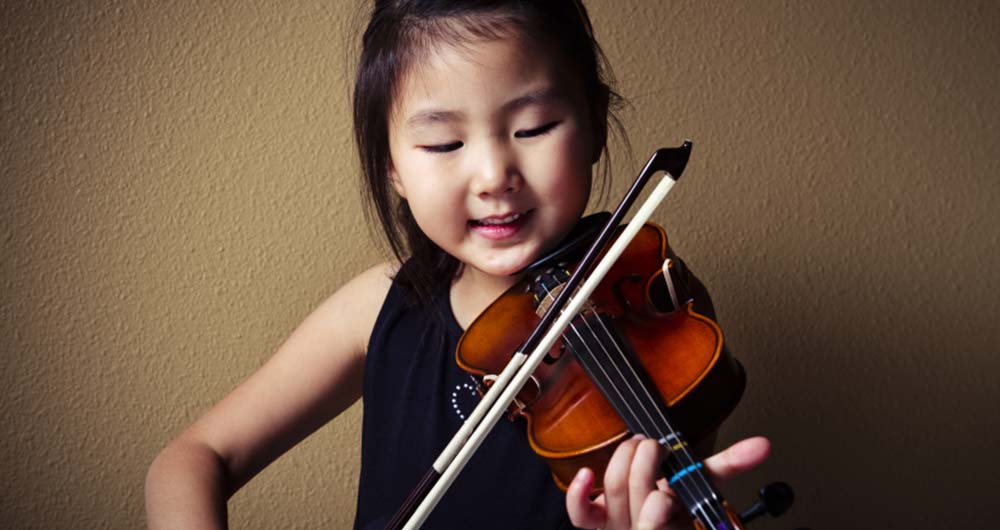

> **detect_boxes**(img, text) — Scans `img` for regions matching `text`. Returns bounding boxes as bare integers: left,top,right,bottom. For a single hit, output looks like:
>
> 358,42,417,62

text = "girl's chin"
465,253,537,281
469,263,527,280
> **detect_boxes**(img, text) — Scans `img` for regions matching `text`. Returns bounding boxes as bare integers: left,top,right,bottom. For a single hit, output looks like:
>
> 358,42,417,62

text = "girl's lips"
469,210,532,240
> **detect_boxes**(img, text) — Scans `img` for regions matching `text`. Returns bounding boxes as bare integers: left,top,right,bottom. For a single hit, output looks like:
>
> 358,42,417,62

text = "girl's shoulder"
312,261,399,353
340,261,398,301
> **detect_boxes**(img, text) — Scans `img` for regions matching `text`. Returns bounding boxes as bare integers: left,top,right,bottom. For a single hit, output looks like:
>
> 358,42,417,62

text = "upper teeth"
479,213,521,225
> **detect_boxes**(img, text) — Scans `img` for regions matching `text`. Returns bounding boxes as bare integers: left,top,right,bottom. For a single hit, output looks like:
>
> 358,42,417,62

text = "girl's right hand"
565,435,771,530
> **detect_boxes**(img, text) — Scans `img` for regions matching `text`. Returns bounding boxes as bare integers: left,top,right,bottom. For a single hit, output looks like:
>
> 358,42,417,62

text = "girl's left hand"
565,435,771,530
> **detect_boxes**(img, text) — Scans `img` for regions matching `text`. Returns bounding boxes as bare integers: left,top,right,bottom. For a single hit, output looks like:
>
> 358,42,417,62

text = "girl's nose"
470,141,522,198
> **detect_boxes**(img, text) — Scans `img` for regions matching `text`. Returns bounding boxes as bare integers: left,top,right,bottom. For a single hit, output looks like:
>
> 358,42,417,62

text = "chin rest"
519,212,613,274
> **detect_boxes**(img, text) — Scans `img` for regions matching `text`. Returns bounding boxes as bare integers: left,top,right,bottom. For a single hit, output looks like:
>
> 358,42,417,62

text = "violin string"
540,280,709,520
540,283,652,434
586,309,730,526
564,316,711,525
573,317,656,428
540,281,659,439
559,311,717,524
559,314,714,519
539,279,728,527
564,318,654,431
578,312,726,527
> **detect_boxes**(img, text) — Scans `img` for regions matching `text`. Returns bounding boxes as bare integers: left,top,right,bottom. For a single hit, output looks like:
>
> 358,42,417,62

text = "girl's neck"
449,266,522,330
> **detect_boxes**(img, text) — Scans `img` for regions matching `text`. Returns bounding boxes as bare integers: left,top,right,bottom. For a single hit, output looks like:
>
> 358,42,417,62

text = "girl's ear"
388,162,407,198
590,84,610,164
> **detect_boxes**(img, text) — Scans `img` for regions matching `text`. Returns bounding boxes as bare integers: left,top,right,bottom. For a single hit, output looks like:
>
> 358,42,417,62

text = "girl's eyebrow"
501,87,565,114
404,87,566,131
405,109,462,130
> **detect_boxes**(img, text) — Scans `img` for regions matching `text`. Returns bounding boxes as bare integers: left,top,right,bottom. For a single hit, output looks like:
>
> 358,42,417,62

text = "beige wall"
2,1,997,528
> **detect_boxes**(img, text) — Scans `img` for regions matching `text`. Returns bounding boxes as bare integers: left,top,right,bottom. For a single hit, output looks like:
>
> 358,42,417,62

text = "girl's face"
388,31,598,284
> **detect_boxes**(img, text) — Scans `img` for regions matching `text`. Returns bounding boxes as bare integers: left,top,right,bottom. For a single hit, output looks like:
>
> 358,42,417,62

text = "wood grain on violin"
457,222,745,491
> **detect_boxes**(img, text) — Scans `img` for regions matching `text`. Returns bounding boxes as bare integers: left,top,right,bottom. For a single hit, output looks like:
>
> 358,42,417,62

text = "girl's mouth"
469,210,532,240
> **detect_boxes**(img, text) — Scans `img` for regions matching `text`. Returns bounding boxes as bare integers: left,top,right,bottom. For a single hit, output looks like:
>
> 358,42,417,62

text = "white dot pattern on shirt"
450,382,478,421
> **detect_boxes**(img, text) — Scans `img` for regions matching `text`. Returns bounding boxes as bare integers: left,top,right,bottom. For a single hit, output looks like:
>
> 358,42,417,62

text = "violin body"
457,222,745,491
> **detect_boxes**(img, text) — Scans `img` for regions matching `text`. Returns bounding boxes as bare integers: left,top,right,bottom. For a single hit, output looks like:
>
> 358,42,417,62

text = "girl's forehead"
391,34,581,119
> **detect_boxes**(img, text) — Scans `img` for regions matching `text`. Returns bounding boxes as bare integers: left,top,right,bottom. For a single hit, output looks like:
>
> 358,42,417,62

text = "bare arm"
145,263,395,529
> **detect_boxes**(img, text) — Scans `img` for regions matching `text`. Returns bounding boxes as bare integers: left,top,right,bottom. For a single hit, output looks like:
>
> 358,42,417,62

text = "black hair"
353,0,625,303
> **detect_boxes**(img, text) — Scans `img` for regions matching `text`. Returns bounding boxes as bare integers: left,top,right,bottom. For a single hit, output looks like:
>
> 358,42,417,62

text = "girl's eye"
514,121,560,139
421,141,463,154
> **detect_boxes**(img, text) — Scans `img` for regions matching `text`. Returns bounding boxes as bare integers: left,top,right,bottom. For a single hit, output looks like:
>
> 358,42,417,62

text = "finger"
702,436,771,483
603,436,641,529
635,489,681,530
565,467,607,529
628,438,661,524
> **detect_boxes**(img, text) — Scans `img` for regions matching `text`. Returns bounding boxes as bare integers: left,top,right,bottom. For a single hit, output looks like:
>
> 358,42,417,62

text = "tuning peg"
738,481,795,524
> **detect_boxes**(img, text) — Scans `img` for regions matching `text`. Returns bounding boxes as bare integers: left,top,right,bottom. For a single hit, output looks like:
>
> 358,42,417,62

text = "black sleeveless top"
353,272,576,530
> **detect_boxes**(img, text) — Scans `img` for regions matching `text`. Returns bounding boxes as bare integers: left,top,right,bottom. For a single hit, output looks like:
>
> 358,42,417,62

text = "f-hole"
611,274,644,314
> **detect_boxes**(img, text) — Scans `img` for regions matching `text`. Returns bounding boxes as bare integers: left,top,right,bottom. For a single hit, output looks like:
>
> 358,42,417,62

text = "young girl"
145,1,770,529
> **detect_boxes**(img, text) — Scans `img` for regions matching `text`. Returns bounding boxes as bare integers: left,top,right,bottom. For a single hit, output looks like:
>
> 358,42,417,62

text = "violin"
386,141,796,530
457,216,745,493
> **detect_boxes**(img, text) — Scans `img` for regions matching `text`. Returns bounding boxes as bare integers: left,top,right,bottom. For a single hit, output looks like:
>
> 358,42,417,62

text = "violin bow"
385,141,693,530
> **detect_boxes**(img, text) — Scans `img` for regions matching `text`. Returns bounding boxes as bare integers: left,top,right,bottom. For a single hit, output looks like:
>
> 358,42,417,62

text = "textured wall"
2,1,997,529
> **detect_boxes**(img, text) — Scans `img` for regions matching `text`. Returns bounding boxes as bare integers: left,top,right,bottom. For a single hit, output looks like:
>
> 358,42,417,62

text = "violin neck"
564,312,741,530
659,436,740,530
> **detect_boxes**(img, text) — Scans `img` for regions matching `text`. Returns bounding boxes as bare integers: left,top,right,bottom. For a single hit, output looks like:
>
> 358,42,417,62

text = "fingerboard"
563,312,736,530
